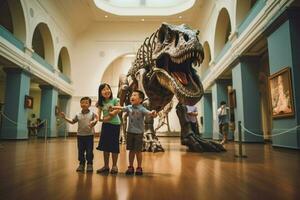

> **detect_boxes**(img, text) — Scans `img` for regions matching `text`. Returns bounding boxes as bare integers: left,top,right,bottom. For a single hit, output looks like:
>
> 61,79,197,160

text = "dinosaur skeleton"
118,23,225,152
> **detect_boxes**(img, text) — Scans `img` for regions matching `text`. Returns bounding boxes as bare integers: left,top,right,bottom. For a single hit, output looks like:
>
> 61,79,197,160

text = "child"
112,90,157,176
60,97,98,172
96,83,121,174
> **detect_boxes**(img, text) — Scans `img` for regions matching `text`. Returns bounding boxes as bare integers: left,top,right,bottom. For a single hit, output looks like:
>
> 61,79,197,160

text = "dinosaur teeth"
193,60,197,66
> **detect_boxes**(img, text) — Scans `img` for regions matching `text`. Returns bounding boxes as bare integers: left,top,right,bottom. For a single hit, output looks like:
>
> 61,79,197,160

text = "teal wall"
267,11,300,149
200,93,213,138
232,57,263,142
39,86,58,138
0,25,24,51
1,69,30,139
57,95,71,137
212,80,231,140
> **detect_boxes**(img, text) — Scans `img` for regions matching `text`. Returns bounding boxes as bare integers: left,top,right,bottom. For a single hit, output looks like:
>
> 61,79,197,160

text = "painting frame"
24,95,33,109
55,106,59,116
268,67,294,119
228,89,236,108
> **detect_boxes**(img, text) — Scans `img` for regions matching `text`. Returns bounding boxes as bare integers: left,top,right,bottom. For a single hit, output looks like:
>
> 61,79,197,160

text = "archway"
199,41,211,79
236,0,258,26
58,47,71,79
101,53,135,95
214,8,231,59
32,23,54,66
0,0,26,44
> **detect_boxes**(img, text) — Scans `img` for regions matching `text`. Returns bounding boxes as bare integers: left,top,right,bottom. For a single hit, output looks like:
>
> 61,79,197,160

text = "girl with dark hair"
96,83,121,174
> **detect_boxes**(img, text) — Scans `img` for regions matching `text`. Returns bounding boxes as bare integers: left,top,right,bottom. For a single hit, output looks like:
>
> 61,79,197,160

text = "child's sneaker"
76,164,85,172
96,167,110,174
135,167,143,176
86,164,93,172
110,166,118,174
125,166,134,175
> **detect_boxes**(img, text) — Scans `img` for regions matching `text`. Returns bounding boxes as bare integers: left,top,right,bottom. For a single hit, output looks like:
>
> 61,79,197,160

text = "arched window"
0,0,13,33
57,47,71,77
32,23,54,66
214,8,231,59
0,0,26,44
199,41,211,78
236,0,258,26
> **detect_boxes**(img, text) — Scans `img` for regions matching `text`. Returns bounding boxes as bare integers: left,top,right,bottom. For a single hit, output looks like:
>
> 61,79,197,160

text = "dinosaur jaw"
153,67,203,105
153,52,203,105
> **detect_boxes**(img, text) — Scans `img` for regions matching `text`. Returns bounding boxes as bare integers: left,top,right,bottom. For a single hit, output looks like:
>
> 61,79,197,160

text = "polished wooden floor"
0,137,299,200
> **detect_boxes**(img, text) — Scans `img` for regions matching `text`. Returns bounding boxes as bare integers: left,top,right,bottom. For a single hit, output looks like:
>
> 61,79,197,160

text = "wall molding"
0,37,73,95
202,0,294,90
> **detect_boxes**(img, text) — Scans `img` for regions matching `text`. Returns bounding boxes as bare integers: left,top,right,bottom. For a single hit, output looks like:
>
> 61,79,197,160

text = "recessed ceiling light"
105,15,108,18
178,16,182,19
141,18,145,21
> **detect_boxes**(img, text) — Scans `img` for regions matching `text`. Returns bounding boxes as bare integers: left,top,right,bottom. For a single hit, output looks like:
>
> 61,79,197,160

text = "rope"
0,111,57,129
56,120,67,128
240,123,300,137
0,111,30,126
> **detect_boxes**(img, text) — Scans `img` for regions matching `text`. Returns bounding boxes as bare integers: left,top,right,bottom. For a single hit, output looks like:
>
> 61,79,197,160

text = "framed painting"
24,95,33,109
268,67,294,118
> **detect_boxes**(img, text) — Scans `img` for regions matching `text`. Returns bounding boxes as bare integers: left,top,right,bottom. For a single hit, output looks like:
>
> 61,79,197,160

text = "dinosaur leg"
144,115,164,152
119,112,127,144
176,103,226,152
143,100,164,152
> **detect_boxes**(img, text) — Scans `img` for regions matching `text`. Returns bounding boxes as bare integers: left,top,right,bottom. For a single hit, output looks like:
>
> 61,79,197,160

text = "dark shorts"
126,132,143,152
219,123,229,135
97,123,120,153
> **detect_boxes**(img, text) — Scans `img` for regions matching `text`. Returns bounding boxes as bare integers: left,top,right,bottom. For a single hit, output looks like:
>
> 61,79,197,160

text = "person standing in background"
217,101,229,145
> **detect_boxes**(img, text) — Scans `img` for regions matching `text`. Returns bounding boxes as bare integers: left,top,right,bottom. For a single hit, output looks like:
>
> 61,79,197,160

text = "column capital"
58,94,72,99
265,7,300,37
3,67,23,74
3,67,31,76
39,85,57,91
237,55,260,63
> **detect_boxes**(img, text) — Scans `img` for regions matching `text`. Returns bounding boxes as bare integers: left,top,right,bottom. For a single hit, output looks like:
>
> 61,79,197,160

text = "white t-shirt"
73,110,96,136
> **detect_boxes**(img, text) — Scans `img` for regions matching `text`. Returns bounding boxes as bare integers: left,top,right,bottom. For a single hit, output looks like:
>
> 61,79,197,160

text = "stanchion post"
0,103,4,136
64,123,67,140
235,121,247,158
44,120,48,142
238,121,242,156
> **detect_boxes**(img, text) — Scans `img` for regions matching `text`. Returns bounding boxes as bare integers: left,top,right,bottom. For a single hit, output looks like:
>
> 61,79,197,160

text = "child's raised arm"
98,105,123,122
111,105,124,110
148,110,158,118
60,112,77,124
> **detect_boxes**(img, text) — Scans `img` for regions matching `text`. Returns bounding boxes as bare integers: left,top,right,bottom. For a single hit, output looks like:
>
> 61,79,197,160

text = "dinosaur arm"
98,108,112,122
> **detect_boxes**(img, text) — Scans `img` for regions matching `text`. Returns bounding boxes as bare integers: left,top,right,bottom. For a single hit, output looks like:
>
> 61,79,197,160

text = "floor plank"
0,138,299,200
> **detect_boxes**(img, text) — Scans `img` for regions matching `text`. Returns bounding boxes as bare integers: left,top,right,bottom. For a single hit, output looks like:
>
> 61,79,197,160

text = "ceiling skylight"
93,0,196,16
